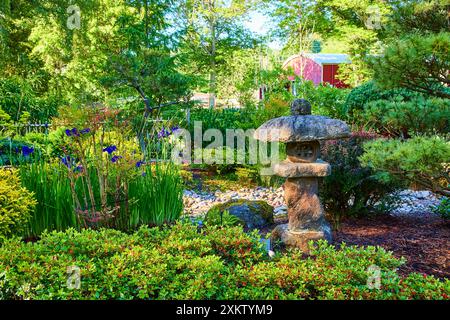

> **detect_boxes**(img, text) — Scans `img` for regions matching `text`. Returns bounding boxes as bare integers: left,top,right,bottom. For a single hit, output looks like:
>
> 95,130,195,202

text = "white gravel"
390,190,441,217
183,187,441,218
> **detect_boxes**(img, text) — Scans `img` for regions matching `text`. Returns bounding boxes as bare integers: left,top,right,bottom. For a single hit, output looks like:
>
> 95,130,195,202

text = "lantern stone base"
271,223,332,252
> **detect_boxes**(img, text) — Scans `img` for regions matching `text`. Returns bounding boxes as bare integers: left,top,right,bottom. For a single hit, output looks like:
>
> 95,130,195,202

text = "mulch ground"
333,214,450,279
267,214,449,279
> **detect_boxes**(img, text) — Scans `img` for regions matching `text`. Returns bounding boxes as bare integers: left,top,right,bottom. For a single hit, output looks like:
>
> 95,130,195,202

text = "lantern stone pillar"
254,99,350,251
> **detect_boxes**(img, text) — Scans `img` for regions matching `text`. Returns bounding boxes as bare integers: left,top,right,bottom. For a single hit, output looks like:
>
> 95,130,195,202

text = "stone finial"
291,99,312,116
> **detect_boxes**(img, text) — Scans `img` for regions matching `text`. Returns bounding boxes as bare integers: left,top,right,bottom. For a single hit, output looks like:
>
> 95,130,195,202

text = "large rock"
253,115,351,143
206,199,274,229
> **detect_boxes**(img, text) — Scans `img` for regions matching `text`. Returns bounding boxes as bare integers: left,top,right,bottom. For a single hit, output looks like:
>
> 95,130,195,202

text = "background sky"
244,10,282,49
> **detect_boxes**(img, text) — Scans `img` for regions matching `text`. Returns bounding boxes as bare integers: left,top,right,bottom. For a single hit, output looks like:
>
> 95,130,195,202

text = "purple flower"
61,156,73,168
103,145,117,154
65,128,80,137
158,128,170,139
141,172,147,177
80,128,91,134
171,126,179,132
111,155,122,163
73,165,83,173
136,160,145,168
21,146,34,157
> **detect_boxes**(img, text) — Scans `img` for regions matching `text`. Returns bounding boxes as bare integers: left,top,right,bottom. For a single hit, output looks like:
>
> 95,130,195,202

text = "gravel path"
183,187,442,218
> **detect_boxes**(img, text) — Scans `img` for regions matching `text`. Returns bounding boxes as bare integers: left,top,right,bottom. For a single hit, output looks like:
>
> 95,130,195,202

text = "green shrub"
345,81,420,123
295,80,349,120
360,136,450,197
0,169,37,241
0,76,59,123
0,224,448,300
433,197,450,219
362,96,449,137
204,208,243,227
320,132,403,228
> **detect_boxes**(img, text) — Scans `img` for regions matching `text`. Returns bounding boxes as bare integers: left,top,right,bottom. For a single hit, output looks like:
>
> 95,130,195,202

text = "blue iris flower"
80,128,91,134
65,128,80,137
21,146,34,157
111,155,122,163
158,128,170,139
136,160,145,168
61,156,73,168
103,145,117,154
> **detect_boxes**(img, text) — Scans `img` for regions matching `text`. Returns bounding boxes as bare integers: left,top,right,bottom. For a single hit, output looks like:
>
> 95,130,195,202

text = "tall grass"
19,161,78,237
126,162,184,228
18,158,184,237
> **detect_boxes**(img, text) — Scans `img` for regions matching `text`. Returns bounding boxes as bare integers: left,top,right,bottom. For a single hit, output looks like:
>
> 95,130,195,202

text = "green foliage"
362,96,450,137
18,161,78,237
127,163,184,227
0,77,59,123
295,80,349,120
320,132,403,228
345,81,420,124
386,0,450,37
0,169,37,241
179,0,256,107
370,32,450,99
360,136,450,197
0,139,38,166
433,197,450,220
0,224,448,300
18,159,183,237
205,208,243,227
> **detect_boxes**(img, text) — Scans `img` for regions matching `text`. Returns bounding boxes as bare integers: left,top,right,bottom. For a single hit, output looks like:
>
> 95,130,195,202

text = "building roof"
283,53,351,67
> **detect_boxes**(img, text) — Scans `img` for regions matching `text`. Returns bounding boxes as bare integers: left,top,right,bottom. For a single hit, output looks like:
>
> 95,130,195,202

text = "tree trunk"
209,13,216,109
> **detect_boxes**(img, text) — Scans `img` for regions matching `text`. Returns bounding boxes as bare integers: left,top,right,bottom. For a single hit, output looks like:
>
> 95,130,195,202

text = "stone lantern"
254,99,350,251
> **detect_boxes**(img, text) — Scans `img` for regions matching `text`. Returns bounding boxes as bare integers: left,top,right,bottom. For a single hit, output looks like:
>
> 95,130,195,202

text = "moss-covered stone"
206,199,274,229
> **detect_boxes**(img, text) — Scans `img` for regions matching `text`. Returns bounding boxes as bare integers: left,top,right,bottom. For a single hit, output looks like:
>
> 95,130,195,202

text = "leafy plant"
344,81,420,125
205,208,243,227
360,136,450,197
0,169,37,241
320,132,403,228
0,223,448,300
362,96,450,137
294,80,349,120
18,161,78,237
432,197,450,219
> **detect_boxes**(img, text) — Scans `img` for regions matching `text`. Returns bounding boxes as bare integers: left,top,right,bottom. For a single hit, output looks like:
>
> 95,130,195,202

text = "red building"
282,53,350,88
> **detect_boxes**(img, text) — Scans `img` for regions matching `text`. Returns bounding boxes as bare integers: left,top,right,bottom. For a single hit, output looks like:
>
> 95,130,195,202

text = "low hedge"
0,223,448,300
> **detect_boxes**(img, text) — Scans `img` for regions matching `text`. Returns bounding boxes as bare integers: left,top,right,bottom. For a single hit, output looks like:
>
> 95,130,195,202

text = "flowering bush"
0,223,448,300
17,105,183,235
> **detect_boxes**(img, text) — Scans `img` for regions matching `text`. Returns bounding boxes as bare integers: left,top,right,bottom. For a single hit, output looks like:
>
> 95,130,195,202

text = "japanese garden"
0,0,449,302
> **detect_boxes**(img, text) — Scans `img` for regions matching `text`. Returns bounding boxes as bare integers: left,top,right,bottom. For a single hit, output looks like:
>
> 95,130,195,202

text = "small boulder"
205,199,274,229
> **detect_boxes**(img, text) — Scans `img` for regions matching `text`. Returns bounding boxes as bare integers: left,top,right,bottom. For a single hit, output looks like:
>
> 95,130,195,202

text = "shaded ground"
333,214,449,279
